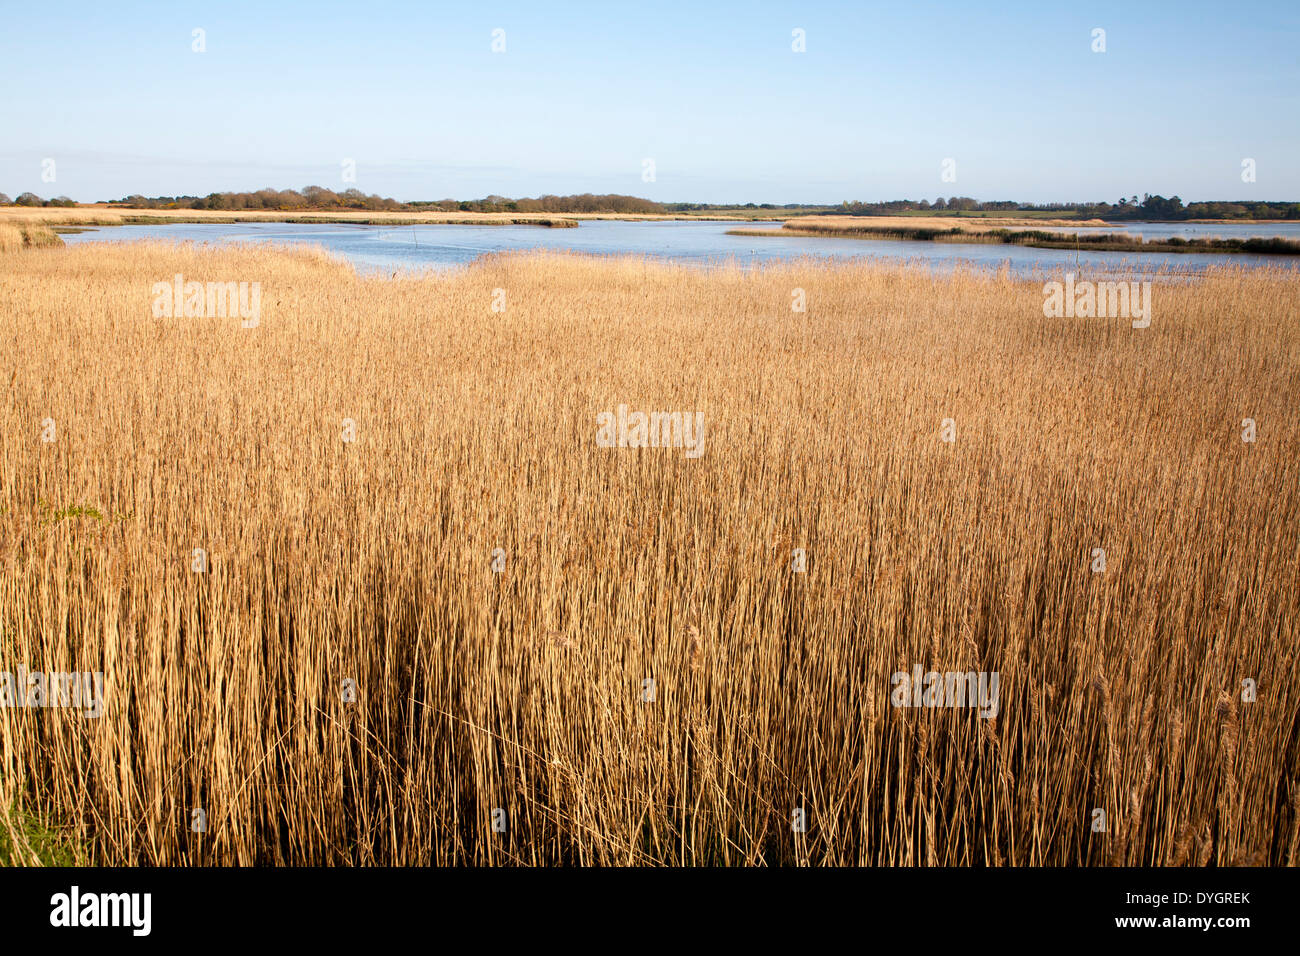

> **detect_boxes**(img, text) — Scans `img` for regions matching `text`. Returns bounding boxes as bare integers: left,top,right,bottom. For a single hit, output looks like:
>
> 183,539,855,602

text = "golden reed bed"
1,239,1297,865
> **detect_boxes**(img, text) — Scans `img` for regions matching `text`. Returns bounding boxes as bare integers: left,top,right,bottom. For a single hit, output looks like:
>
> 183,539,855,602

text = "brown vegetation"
732,216,1300,255
1,239,1297,865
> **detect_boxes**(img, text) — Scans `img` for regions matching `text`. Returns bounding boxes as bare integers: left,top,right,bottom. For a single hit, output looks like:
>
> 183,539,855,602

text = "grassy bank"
108,214,579,228
732,217,1300,255
2,240,1298,865
0,221,63,250
0,205,777,230
10,210,581,229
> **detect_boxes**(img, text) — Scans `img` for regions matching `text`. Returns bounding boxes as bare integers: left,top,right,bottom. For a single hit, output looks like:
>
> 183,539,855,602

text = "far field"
0,205,783,231
732,216,1300,255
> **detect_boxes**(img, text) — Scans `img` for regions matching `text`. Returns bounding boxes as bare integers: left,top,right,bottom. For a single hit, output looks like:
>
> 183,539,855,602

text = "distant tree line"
0,188,670,214
3,189,1297,220
662,202,837,213
108,187,407,211
839,194,1300,220
0,192,76,207
413,193,665,214
0,188,665,215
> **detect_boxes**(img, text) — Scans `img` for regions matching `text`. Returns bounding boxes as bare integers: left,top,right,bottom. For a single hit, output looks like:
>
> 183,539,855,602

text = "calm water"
60,219,1300,277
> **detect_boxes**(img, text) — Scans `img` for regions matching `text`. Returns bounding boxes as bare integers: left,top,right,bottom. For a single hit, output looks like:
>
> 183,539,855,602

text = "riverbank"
0,220,62,250
731,216,1300,255
0,204,784,231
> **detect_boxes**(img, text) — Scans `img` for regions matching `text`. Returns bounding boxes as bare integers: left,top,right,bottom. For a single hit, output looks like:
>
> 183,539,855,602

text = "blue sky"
1,0,1296,203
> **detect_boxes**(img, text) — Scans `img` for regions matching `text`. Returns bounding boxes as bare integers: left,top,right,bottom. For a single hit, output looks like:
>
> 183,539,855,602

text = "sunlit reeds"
1,239,1297,865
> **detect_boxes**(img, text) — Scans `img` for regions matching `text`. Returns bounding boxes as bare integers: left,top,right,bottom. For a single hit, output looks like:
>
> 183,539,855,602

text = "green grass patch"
0,803,81,866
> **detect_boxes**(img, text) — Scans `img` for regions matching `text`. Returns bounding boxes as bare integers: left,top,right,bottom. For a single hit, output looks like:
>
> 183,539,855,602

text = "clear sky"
1,0,1296,204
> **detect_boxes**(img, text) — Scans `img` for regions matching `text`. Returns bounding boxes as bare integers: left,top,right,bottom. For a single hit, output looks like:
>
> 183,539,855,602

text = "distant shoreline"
730,217,1300,256
6,203,1299,232
0,205,783,230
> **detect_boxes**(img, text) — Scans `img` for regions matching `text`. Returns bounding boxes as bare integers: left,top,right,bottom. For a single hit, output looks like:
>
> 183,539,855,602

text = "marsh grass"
733,217,1300,255
0,221,62,251
0,206,723,230
0,798,81,866
1,240,1297,865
